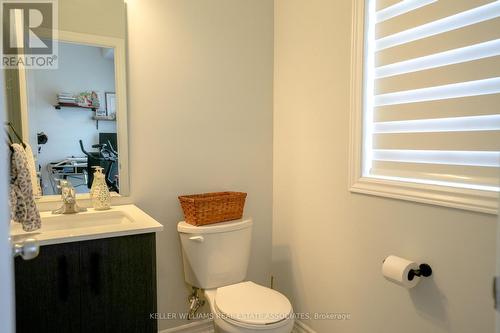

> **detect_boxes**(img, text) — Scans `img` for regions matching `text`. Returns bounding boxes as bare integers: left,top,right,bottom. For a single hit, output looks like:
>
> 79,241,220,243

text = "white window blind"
363,0,500,192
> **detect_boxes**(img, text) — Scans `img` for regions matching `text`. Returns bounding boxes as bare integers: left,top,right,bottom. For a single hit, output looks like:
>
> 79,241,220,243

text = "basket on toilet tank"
178,191,247,226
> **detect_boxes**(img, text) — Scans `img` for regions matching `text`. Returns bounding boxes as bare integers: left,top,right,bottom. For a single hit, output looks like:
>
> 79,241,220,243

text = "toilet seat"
214,281,293,329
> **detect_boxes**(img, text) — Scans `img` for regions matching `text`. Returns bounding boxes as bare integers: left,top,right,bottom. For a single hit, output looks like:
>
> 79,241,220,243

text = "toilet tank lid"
177,218,252,234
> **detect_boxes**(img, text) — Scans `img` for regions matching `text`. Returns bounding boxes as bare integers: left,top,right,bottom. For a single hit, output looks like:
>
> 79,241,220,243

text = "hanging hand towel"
9,143,41,232
24,143,42,197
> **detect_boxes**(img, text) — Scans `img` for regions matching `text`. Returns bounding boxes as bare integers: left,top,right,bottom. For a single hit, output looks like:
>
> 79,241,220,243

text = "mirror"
3,0,129,199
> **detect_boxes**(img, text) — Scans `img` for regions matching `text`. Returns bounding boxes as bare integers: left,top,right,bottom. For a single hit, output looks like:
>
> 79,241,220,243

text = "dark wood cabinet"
15,233,157,333
14,241,81,333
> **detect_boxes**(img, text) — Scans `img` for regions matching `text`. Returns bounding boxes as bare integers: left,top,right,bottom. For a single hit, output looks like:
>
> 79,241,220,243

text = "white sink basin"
10,204,163,246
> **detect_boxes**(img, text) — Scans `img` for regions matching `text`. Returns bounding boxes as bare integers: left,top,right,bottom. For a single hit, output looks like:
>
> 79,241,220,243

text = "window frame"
348,0,499,214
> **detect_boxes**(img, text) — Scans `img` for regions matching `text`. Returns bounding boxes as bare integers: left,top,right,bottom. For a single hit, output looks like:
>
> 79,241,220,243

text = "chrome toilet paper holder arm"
408,263,432,281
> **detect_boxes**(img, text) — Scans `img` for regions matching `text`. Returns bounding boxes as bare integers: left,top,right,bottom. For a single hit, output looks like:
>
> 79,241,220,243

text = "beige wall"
59,0,125,38
273,1,497,332
126,0,274,330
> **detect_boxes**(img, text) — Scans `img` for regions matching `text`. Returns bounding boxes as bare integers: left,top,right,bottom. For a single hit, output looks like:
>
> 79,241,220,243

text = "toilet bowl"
177,219,294,333
205,282,294,333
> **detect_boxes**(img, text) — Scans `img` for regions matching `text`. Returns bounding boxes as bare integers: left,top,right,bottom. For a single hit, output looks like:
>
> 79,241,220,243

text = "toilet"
178,218,294,333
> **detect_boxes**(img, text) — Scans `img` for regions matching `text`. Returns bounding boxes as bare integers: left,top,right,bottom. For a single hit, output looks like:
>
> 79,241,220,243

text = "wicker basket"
178,192,247,226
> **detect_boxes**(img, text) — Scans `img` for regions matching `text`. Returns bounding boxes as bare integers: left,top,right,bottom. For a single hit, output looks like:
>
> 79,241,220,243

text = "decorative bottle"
90,166,111,210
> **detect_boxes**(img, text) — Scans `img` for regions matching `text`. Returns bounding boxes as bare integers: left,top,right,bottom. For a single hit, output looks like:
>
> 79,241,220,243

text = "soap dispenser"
90,166,111,210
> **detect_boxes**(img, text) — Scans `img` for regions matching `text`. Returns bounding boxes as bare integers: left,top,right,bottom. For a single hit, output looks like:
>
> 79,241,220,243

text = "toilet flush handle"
189,236,204,243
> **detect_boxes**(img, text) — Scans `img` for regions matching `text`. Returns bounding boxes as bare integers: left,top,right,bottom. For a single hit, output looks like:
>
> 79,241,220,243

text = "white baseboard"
159,319,316,333
293,320,317,333
159,319,214,333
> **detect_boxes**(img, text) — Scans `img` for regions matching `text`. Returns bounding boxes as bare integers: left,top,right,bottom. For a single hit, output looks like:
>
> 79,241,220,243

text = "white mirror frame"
17,30,129,201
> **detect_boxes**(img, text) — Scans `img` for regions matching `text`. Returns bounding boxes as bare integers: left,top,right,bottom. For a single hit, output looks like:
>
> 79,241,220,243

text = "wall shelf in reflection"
92,115,116,121
54,103,97,112
92,115,116,130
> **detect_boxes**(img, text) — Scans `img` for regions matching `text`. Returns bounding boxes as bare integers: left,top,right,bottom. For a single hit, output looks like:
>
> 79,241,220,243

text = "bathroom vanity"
11,205,163,333
2,2,161,331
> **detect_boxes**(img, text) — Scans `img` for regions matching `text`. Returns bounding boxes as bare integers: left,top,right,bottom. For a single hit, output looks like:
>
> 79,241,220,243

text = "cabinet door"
15,242,81,333
80,233,157,333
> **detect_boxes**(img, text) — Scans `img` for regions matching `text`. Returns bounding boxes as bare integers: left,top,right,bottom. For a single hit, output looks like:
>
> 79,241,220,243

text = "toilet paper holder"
408,263,432,281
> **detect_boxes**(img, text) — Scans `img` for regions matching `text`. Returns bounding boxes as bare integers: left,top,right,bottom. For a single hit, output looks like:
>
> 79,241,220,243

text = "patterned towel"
9,143,41,232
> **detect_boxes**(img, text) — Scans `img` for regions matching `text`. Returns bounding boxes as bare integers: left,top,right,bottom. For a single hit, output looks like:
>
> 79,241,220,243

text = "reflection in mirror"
4,0,128,200
27,42,118,195
5,34,128,199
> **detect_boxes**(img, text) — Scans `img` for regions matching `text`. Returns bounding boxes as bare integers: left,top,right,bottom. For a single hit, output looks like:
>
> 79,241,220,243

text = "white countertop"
10,204,163,246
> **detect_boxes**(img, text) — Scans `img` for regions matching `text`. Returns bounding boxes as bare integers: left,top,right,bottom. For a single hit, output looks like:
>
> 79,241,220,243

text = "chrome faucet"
52,180,86,214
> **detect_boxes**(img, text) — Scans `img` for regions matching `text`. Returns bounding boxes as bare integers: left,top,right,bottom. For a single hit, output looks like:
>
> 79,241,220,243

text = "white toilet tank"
178,218,252,289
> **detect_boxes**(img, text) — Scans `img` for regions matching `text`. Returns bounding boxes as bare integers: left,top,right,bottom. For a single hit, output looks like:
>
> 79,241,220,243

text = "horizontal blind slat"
371,160,499,189
374,77,500,106
375,56,500,94
376,0,437,24
374,131,500,151
374,115,500,133
375,1,500,51
377,0,402,12
372,149,500,167
374,94,500,122
376,19,500,66
376,39,500,79
376,0,494,38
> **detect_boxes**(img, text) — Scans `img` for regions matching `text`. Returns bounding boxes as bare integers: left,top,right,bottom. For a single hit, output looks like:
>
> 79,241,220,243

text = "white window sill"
350,176,498,215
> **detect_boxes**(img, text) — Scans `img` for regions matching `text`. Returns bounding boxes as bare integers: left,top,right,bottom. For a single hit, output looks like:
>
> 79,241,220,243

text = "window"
349,0,500,214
